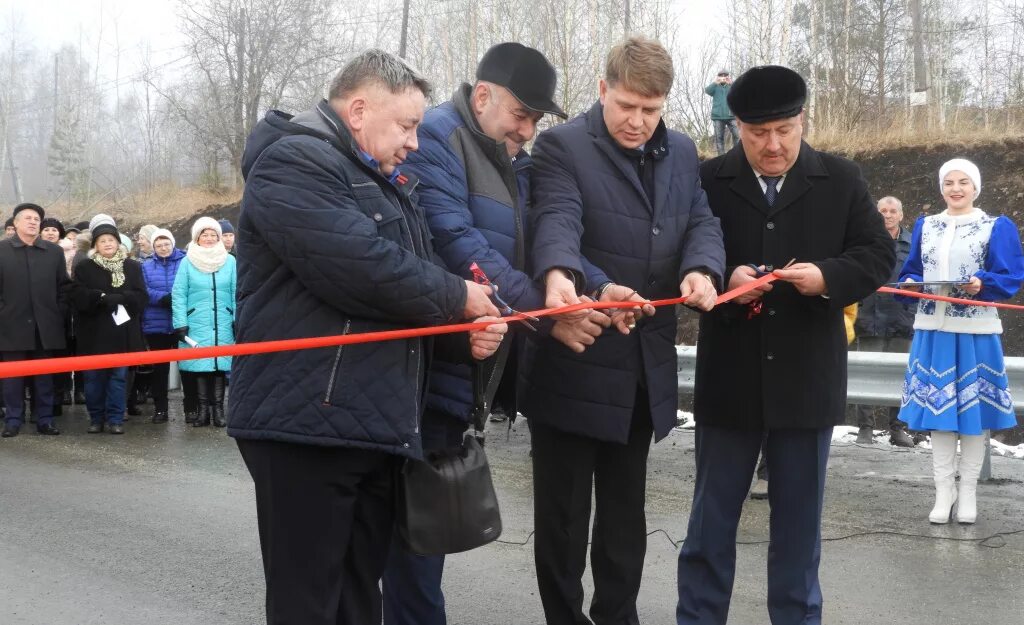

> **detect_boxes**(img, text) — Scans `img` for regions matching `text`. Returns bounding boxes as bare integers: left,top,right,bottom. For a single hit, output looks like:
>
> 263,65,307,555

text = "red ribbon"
1,273,1018,379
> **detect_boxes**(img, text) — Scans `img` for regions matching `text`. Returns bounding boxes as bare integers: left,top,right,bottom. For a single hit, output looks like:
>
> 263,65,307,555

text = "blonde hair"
605,37,675,97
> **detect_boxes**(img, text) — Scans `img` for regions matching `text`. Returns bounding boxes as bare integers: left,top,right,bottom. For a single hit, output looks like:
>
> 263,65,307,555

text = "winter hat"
4,217,13,229
89,213,116,233
120,233,133,252
73,221,89,231
939,158,981,200
91,223,120,249
218,219,234,235
727,65,807,123
149,227,176,249
138,224,158,243
191,216,222,243
40,217,66,239
13,202,44,220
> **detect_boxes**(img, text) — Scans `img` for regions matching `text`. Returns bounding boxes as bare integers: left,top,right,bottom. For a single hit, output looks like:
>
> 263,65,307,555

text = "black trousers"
532,389,653,625
145,334,177,412
180,371,198,414
237,438,400,625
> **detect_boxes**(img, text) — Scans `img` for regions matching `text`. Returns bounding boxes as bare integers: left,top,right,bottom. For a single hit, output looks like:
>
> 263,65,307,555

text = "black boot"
192,376,211,427
212,376,227,428
61,390,72,405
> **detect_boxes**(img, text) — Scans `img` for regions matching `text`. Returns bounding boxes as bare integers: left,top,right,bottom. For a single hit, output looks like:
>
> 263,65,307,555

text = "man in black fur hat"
675,66,894,625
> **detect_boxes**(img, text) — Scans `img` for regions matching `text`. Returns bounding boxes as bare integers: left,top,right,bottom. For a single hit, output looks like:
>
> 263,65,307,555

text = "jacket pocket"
322,319,352,406
186,307,196,316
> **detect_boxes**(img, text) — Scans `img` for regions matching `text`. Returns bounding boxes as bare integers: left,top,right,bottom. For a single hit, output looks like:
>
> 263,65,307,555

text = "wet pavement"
1,395,1022,625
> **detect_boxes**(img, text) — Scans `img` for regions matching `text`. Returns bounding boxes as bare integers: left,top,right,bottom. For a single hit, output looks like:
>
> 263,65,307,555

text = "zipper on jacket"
323,319,352,405
211,271,219,371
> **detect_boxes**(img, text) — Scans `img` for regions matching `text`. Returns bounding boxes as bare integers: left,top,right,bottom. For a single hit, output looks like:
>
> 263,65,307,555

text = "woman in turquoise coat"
172,216,237,427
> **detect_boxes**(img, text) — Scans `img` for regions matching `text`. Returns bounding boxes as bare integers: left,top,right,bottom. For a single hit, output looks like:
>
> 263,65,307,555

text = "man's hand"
680,272,717,312
962,276,983,296
773,263,827,297
545,268,590,322
464,281,501,319
551,306,611,353
600,284,654,334
728,265,774,304
469,316,508,361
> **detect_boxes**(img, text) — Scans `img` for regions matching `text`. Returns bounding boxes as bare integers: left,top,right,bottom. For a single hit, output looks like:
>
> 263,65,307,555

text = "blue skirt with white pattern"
899,330,1018,434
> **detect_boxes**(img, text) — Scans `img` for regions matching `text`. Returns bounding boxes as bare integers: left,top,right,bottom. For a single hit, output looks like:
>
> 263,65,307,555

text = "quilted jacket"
227,100,468,459
172,253,236,372
141,248,185,335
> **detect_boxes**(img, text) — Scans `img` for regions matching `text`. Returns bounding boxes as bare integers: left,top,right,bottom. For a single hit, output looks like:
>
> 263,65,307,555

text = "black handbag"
396,431,502,555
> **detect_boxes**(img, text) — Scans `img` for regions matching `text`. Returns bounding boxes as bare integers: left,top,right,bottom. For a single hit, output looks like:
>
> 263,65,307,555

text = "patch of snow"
673,410,695,431
990,439,1024,459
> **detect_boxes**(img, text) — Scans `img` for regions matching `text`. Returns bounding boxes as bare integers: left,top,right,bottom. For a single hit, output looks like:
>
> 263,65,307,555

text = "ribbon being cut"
0,272,1018,380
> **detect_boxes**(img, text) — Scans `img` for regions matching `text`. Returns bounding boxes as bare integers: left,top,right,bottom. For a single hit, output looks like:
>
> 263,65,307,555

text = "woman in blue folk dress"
899,158,1024,525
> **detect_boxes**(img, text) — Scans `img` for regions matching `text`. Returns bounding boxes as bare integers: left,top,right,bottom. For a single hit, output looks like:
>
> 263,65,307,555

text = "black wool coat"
694,142,895,430
70,256,148,356
0,237,69,351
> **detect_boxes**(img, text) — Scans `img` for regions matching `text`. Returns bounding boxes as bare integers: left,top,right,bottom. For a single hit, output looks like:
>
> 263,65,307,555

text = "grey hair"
328,49,432,100
877,195,903,213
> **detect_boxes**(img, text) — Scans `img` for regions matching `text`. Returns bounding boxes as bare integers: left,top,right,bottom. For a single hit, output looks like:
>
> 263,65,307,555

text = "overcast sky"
3,0,721,87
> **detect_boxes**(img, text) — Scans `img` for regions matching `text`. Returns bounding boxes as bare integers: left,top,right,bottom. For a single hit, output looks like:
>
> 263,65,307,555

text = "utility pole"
234,7,246,187
624,0,631,35
0,101,23,204
399,0,411,58
908,0,928,129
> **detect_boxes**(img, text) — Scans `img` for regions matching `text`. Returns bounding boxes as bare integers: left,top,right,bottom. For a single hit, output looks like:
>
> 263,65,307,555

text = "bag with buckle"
396,364,503,555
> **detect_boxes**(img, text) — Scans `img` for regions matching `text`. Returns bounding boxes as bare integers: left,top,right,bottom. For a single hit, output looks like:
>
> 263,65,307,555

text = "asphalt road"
1,395,1022,625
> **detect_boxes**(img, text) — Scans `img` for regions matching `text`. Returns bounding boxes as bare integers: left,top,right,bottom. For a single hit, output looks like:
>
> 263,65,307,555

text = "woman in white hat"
898,158,1024,524
172,216,237,428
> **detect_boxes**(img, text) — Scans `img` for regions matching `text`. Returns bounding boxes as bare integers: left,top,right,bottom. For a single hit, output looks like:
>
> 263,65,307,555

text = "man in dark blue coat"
525,37,725,625
229,50,504,625
676,66,894,625
381,42,608,625
852,195,917,446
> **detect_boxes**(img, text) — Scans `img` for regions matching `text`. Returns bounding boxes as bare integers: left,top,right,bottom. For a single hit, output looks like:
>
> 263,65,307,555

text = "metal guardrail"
677,346,1024,479
677,346,1024,416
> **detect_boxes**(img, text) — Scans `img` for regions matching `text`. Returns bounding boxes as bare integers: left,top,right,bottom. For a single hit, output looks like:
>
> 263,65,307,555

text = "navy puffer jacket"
227,101,468,459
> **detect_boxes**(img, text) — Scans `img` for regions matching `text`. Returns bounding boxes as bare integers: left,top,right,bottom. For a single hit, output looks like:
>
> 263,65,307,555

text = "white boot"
956,432,987,524
929,431,959,524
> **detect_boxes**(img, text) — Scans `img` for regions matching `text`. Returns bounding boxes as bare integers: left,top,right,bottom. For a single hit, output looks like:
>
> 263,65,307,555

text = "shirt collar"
357,149,401,184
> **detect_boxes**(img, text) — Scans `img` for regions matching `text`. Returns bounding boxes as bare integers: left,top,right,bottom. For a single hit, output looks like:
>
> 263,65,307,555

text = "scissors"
744,258,795,319
469,262,539,331
745,258,797,277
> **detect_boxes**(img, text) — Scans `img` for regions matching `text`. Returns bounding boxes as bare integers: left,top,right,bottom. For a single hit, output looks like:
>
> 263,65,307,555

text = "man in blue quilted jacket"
381,42,610,625
230,50,505,625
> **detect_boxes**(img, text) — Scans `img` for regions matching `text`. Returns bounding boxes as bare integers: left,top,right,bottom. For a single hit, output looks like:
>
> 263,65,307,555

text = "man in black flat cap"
0,203,70,437
675,66,894,625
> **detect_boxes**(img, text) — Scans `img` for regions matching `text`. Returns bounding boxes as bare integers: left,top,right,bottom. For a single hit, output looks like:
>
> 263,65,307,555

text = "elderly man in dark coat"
0,203,70,437
525,37,725,625
675,66,895,625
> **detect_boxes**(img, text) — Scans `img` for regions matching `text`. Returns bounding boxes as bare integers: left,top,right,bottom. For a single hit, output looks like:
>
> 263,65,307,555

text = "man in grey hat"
380,41,610,625
705,70,738,155
676,65,894,625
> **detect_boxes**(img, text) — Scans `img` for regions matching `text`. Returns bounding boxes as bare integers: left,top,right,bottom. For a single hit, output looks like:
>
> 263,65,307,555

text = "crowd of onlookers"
0,205,237,437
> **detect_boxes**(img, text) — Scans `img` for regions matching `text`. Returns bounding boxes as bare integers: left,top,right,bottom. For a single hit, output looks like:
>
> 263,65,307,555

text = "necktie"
763,176,781,207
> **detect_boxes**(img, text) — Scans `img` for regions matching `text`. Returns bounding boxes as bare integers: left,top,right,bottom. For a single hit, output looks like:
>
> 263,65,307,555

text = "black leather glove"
158,294,172,308
174,327,189,343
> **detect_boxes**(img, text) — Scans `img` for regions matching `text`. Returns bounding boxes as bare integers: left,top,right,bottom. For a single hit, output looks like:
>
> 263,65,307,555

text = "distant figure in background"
70,222,148,435
898,159,1024,525
141,228,186,424
219,219,236,255
705,69,739,156
0,203,69,438
172,216,236,428
4,218,15,237
852,196,917,447
135,224,157,261
38,218,70,414
40,218,65,244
